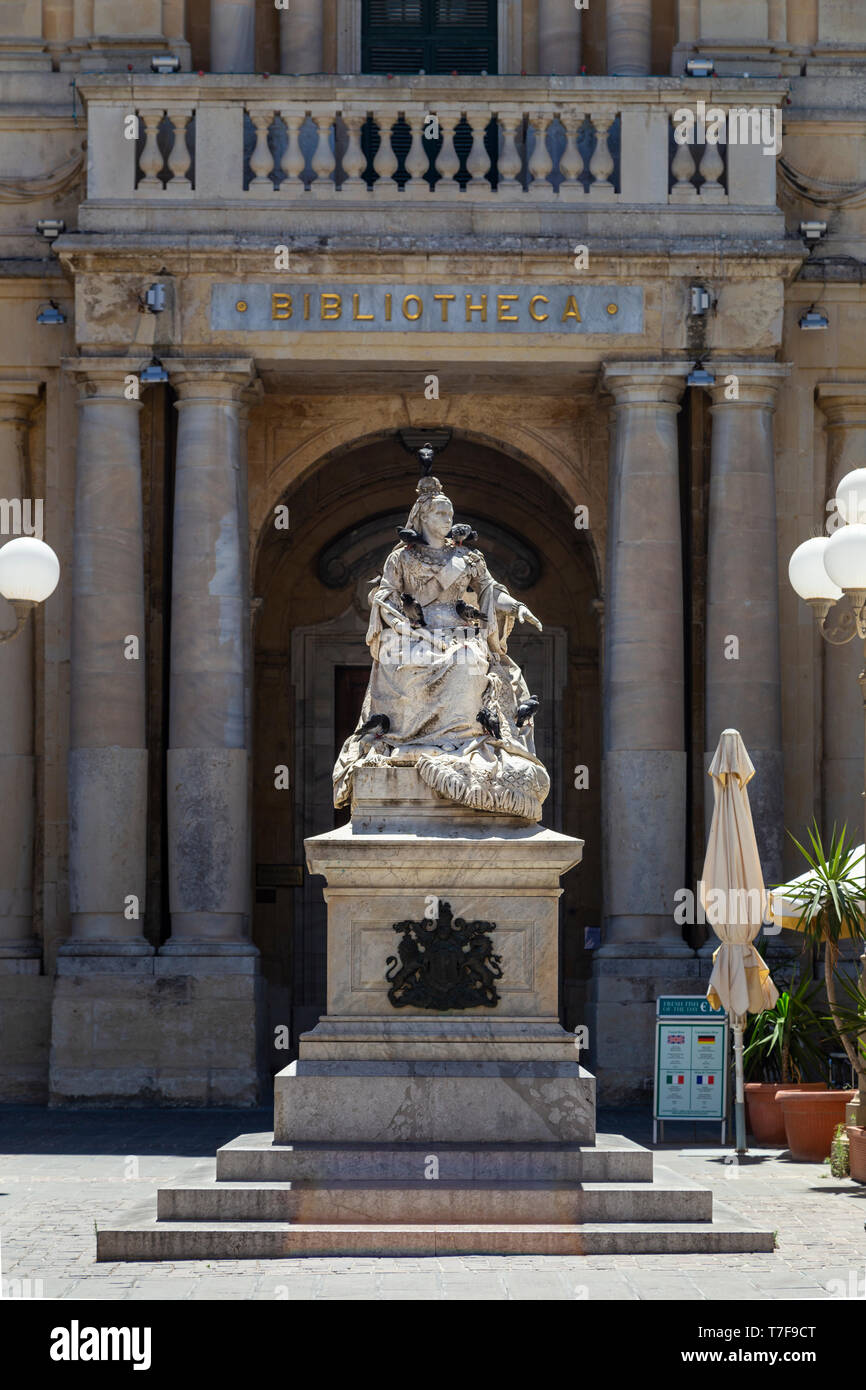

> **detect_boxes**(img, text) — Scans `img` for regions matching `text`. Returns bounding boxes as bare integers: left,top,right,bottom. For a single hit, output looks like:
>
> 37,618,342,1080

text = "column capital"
62,357,151,404
706,360,790,409
168,358,256,404
816,381,866,429
601,360,690,407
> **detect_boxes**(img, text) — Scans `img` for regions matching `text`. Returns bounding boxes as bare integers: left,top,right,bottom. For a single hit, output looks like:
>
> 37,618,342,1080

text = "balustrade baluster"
137,108,164,191
310,110,336,196
697,140,725,201
404,108,430,196
164,108,193,193
465,110,492,197
559,109,586,199
496,111,523,195
528,111,555,198
372,110,399,197
434,111,461,192
340,111,367,192
279,109,305,191
670,125,698,202
248,109,275,191
587,109,616,199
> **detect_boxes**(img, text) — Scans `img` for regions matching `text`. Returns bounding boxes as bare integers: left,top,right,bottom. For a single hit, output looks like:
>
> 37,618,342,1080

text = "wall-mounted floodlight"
798,306,829,330
151,55,180,73
690,285,712,316
140,358,169,383
36,300,66,324
686,362,716,387
686,58,715,77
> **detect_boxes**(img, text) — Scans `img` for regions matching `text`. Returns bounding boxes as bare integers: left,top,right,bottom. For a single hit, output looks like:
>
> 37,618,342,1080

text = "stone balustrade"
76,75,786,235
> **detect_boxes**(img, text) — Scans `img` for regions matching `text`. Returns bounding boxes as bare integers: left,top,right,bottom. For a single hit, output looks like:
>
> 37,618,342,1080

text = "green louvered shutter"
362,0,498,75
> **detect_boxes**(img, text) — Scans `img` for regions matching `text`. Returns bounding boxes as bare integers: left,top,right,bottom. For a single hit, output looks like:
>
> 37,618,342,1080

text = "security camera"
686,58,715,77
799,221,828,243
36,219,65,240
142,283,166,313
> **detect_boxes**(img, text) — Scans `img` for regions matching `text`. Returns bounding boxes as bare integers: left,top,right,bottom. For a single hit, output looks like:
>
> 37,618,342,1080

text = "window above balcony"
362,0,498,75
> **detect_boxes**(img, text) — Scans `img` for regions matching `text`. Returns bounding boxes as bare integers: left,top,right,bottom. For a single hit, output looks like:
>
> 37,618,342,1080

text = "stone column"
63,360,150,958
704,363,788,884
163,360,255,955
280,0,324,74
600,363,691,953
210,0,255,73
0,384,41,969
589,363,693,1104
817,385,866,839
606,0,652,74
538,0,582,74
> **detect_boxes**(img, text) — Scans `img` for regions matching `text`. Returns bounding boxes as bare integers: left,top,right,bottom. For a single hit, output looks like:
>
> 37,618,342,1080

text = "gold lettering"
321,293,342,320
465,293,487,322
272,292,293,321
561,295,581,323
385,292,392,322
497,293,519,323
402,293,423,321
353,292,374,322
303,292,310,321
434,293,456,323
528,295,549,323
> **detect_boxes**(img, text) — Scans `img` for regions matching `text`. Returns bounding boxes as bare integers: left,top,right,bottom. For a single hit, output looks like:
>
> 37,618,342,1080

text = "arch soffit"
252,418,605,587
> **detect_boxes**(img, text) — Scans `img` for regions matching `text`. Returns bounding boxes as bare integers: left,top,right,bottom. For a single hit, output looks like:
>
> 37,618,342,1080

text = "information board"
653,996,728,1139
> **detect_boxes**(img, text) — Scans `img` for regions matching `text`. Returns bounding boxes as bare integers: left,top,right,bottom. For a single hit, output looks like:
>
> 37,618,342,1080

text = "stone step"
156,1177,713,1225
97,1211,775,1261
214,1131,654,1184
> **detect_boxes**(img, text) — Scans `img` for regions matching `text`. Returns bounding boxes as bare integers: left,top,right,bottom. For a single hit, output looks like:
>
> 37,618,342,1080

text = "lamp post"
789,467,866,1125
0,537,60,642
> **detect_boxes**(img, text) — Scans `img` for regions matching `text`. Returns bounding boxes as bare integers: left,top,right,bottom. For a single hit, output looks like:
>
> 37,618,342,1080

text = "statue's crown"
416,474,443,499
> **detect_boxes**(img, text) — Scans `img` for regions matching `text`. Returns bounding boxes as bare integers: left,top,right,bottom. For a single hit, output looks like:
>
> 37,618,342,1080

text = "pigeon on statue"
397,526,424,545
476,708,501,741
456,599,484,627
401,594,427,628
449,523,478,548
357,713,391,749
516,695,540,728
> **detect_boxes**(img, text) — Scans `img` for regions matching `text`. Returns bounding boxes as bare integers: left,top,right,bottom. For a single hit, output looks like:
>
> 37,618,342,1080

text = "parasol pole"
731,1011,747,1155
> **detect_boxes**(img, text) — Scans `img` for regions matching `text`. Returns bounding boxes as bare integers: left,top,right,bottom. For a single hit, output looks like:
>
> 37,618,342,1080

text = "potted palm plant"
743,972,829,1144
822,969,866,1181
777,825,864,1161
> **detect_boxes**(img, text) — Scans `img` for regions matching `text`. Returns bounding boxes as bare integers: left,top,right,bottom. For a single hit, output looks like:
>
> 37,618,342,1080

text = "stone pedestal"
275,766,590,1144
98,766,774,1258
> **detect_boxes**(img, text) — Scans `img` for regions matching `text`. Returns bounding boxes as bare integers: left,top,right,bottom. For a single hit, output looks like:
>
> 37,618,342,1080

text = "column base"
0,973,51,1101
587,950,711,1105
49,950,266,1105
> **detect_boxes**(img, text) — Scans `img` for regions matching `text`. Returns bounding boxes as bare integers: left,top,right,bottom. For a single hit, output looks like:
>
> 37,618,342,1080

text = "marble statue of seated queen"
333,468,551,822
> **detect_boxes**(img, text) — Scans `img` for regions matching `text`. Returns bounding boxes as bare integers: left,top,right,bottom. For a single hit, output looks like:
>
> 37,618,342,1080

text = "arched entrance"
252,430,600,1067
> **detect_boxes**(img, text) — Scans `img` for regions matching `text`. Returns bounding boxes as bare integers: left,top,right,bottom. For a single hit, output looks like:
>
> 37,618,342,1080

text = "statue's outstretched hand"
516,604,542,632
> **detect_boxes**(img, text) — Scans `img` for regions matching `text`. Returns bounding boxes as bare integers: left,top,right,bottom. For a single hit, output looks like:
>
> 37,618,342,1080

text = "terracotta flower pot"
847,1125,866,1183
745,1082,826,1145
777,1089,857,1161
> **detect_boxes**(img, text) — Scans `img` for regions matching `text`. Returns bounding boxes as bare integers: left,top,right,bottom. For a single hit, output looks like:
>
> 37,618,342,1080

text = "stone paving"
1,1106,865,1300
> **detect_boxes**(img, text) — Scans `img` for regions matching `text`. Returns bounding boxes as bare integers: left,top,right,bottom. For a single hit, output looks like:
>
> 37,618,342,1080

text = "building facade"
1,0,864,1106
